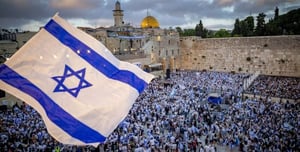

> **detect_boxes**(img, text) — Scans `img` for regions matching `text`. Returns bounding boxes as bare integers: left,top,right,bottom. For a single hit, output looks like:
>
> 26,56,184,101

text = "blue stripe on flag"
0,64,106,143
44,20,147,94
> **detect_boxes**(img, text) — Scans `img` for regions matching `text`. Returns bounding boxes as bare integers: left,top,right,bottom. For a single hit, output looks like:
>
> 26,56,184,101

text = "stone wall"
179,36,300,77
0,31,37,59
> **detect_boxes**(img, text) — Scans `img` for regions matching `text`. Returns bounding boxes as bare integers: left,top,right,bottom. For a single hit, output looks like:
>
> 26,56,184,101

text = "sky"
0,0,300,32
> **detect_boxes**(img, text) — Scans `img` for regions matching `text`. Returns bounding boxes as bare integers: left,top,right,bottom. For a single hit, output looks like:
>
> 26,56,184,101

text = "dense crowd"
245,75,300,100
0,70,299,152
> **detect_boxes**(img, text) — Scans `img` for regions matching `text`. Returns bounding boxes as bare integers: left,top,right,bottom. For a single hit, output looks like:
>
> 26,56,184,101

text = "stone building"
0,1,299,106
0,29,36,60
0,1,299,77
78,1,180,73
113,1,124,27
0,1,180,74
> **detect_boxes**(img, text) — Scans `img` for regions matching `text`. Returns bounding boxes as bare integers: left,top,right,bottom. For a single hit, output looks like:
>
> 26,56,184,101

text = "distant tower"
113,1,124,27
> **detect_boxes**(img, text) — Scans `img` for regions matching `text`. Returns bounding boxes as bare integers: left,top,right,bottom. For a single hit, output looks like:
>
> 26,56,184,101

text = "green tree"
195,20,208,38
182,29,196,36
244,16,254,36
214,29,231,38
255,13,266,36
237,16,254,36
274,6,279,21
202,28,208,38
265,19,281,35
207,30,214,38
265,7,282,35
175,27,183,36
279,8,300,35
232,7,299,36
240,20,249,36
232,18,241,36
195,20,203,36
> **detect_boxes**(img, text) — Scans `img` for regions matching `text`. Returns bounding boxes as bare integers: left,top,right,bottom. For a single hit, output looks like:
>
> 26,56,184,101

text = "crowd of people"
245,75,300,100
0,70,299,152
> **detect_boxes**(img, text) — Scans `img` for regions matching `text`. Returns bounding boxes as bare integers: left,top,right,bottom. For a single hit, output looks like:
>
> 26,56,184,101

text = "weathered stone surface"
179,36,300,77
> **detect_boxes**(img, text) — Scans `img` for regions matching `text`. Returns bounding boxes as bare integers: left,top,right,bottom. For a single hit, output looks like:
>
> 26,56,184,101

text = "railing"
243,71,260,91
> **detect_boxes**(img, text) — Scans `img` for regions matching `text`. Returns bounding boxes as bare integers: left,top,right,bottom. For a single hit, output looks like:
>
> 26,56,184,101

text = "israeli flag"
0,14,154,146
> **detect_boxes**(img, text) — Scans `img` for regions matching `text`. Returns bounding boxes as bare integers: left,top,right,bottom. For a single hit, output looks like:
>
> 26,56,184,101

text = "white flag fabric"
0,14,154,146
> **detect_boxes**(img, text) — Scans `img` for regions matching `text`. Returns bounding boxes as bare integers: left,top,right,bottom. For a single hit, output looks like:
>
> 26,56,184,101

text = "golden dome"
141,16,160,28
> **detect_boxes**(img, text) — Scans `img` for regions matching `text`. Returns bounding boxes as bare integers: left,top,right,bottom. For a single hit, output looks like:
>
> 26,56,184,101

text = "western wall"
179,35,300,77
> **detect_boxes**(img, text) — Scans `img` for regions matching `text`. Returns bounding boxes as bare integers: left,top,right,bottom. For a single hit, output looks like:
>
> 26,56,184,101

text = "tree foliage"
182,29,196,36
176,7,300,38
195,20,208,38
255,13,266,36
175,27,183,36
231,19,240,36
214,29,231,38
231,16,254,37
244,16,254,36
231,7,299,37
277,8,300,35
274,7,279,21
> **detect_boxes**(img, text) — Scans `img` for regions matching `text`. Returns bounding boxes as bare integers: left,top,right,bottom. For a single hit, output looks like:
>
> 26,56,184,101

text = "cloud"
202,17,235,30
50,0,100,9
215,0,235,6
0,0,299,31
20,20,46,31
68,18,113,28
0,0,51,19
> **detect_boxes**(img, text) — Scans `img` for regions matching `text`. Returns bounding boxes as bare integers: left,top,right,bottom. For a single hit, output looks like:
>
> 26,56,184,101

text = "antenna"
147,9,149,16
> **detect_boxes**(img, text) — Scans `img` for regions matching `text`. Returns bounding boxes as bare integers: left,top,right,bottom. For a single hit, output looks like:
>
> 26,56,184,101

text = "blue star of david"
52,65,92,97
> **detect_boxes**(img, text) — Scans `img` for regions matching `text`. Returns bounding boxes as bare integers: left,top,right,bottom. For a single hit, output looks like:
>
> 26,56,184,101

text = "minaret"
113,1,124,27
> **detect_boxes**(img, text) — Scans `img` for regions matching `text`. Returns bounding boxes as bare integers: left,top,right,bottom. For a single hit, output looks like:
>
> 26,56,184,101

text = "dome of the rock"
141,16,160,28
